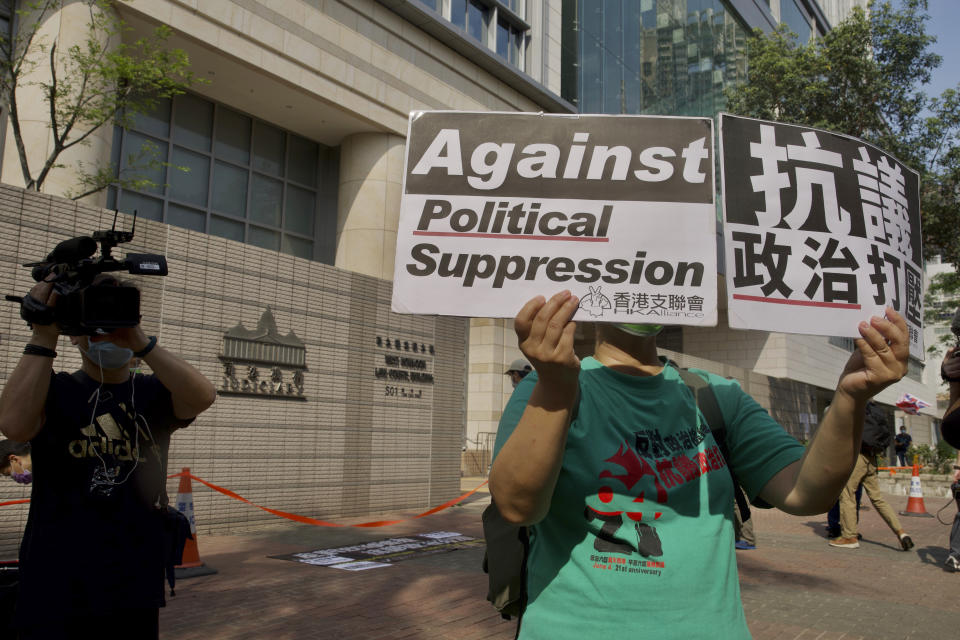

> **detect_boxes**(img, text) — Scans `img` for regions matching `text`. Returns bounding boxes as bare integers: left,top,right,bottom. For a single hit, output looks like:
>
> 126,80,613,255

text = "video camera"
4,211,167,335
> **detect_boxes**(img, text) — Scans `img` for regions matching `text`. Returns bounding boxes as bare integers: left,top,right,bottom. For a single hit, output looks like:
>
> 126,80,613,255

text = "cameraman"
0,274,216,639
942,346,960,572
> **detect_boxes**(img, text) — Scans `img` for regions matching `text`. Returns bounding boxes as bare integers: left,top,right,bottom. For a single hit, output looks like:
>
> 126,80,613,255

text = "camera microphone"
45,236,97,265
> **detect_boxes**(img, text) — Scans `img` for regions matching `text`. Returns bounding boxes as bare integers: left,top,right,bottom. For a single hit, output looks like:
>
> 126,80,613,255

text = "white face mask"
82,340,133,370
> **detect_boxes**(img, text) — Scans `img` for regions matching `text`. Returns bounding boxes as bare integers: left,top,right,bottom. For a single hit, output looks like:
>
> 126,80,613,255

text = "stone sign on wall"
218,307,307,400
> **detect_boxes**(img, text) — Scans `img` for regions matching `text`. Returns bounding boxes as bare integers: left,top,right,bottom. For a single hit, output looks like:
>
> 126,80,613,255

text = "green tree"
0,0,200,199
924,269,960,356
725,0,960,272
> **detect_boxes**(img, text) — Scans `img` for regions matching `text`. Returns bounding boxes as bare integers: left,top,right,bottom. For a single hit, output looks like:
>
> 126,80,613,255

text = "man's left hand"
836,307,909,402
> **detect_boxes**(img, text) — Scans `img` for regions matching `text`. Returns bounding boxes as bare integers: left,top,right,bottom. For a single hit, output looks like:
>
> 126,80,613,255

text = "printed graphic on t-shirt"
67,400,154,498
583,418,728,576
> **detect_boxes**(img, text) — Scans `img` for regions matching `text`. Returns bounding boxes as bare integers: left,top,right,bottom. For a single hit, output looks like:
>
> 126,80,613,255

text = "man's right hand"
24,279,60,345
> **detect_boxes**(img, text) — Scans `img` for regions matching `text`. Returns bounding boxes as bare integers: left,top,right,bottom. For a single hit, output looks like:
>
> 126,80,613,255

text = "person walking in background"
733,485,756,550
830,402,913,551
894,425,912,467
826,483,862,540
505,358,533,389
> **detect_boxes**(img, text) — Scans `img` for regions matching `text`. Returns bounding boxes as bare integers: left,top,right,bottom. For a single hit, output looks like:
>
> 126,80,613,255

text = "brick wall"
0,186,467,558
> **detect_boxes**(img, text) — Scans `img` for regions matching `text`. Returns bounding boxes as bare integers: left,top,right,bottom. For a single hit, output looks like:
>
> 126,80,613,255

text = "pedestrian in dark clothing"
894,426,912,467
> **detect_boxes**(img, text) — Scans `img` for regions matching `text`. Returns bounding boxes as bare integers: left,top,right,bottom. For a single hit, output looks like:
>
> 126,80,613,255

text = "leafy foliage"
0,0,201,198
725,0,960,271
906,441,957,474
923,270,960,356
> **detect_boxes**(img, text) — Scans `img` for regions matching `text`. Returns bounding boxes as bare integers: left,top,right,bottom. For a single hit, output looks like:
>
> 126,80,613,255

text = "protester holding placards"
490,291,908,638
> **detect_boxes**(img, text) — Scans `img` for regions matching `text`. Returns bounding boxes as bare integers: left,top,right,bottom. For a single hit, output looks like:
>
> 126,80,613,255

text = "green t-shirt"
493,357,805,640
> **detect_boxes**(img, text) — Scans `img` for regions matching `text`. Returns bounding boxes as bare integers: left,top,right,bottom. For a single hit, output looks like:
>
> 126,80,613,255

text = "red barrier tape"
2,474,489,529
166,471,488,528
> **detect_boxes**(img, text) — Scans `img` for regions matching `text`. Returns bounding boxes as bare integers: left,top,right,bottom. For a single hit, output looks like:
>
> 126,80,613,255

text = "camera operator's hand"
24,277,61,347
90,324,150,353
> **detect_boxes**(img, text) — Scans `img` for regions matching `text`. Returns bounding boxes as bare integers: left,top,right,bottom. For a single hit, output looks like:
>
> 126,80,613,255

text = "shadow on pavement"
915,544,953,568
736,554,841,591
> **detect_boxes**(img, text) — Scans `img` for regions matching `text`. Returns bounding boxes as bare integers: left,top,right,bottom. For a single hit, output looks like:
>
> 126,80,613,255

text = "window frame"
110,93,326,262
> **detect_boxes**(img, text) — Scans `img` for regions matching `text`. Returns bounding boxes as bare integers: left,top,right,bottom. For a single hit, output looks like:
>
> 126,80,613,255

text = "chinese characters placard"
392,111,718,326
719,114,924,357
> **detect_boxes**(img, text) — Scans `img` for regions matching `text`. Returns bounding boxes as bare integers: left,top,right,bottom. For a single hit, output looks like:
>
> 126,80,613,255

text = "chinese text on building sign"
719,114,924,358
391,111,718,326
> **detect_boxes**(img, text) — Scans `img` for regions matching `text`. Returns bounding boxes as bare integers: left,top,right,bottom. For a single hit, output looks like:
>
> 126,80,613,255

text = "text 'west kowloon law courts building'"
0,0,943,554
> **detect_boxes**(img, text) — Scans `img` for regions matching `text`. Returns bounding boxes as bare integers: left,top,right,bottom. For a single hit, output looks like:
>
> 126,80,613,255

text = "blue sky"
907,1,958,97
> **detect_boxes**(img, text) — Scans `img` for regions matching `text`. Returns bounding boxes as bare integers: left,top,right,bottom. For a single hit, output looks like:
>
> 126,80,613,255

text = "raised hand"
515,290,580,390
837,307,909,402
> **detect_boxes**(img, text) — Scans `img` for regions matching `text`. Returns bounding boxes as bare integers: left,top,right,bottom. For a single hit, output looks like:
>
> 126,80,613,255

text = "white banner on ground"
391,111,718,326
719,114,924,358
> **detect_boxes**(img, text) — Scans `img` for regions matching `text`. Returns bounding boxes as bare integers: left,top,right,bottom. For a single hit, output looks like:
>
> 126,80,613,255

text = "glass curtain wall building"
561,0,750,117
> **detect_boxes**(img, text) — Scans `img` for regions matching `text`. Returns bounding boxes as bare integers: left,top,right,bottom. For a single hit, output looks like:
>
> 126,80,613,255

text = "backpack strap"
674,367,753,521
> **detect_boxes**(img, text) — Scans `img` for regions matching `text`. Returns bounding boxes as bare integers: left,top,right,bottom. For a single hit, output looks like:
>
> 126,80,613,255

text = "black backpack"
481,367,764,628
860,401,892,454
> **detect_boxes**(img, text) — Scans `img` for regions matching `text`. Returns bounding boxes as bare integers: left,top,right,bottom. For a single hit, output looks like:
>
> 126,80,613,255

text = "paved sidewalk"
160,478,959,640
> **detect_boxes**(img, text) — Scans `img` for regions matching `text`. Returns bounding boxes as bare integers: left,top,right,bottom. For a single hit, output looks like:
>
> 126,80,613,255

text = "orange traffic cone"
174,468,217,577
899,458,933,518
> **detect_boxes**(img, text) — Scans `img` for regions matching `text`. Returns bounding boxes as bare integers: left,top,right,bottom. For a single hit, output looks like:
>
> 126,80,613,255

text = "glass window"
416,0,438,11
132,97,171,139
450,0,466,30
216,108,251,166
167,204,206,232
123,131,167,196
284,185,315,236
210,215,245,242
114,93,332,262
249,226,280,251
287,135,318,187
511,27,522,66
169,146,210,207
496,18,523,67
562,0,749,118
212,161,248,218
118,191,163,222
781,0,812,43
467,0,488,43
253,122,285,176
496,18,509,58
249,173,283,226
282,235,313,260
172,93,213,152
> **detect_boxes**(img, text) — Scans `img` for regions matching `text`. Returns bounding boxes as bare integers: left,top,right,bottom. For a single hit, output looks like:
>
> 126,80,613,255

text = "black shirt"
894,432,912,452
17,371,189,622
